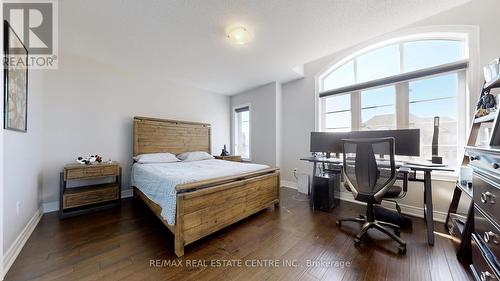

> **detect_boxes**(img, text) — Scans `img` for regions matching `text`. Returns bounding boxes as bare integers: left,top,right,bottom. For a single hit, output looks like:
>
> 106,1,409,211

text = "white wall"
3,70,44,257
281,0,500,215
39,53,230,207
230,82,280,167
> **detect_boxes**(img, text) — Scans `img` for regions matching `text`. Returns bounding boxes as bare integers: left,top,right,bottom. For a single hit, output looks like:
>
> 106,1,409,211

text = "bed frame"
132,116,280,257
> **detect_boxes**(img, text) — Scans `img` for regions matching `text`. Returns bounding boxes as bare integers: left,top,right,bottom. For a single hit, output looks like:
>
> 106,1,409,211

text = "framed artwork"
3,20,28,132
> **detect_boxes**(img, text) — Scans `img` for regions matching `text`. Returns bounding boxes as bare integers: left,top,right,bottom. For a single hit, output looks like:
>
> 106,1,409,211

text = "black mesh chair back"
342,137,397,204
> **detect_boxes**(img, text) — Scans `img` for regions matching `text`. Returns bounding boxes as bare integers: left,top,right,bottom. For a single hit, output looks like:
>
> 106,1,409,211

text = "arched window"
317,35,469,170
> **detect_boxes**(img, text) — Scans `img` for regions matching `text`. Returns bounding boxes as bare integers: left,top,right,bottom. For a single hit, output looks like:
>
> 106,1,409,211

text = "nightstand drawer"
65,165,118,180
63,184,119,209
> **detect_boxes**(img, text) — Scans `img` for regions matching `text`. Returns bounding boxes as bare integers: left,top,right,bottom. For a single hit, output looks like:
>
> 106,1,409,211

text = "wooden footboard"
134,168,280,257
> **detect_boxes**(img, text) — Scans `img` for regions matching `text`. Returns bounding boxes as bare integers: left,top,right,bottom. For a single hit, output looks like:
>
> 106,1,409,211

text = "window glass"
325,94,350,112
325,111,351,132
234,108,250,159
361,86,396,130
409,74,457,102
322,60,355,91
357,44,400,83
404,40,463,72
324,94,351,131
409,73,458,168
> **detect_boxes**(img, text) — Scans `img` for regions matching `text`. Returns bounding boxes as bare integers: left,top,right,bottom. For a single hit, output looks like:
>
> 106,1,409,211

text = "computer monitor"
310,132,348,154
310,129,420,156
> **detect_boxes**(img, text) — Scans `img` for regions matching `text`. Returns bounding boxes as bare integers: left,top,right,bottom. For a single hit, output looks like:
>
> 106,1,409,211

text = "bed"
132,116,280,257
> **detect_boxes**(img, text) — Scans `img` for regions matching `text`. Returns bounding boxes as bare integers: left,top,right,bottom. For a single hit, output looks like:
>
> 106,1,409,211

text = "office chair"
336,137,409,255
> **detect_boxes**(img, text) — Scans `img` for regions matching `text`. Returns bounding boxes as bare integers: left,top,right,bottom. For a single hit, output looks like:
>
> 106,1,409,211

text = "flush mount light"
226,26,253,45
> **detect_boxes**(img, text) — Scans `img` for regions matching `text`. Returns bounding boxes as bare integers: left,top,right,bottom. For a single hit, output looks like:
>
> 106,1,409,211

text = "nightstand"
213,155,242,162
60,162,121,218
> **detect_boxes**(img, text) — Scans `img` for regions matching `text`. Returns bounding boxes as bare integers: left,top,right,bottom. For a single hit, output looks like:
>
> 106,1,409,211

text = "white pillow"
133,153,180,163
177,151,213,162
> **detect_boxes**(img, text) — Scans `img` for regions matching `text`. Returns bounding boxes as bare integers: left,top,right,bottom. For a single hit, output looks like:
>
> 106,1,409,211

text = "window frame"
232,104,251,161
315,29,478,179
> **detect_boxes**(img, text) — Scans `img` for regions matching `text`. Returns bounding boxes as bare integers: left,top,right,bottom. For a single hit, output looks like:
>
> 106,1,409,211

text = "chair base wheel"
354,238,361,246
398,245,407,255
336,220,341,226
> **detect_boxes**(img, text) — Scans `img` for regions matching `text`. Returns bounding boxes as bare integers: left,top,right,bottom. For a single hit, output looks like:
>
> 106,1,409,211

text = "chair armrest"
397,167,411,193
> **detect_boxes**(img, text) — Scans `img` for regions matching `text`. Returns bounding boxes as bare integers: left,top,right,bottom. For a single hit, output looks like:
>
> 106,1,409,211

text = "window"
403,40,463,72
318,36,467,170
234,106,250,159
409,73,458,167
357,45,400,83
361,86,396,130
324,94,351,132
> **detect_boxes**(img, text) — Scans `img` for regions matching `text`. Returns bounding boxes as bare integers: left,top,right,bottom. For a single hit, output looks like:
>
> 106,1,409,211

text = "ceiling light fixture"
226,26,253,45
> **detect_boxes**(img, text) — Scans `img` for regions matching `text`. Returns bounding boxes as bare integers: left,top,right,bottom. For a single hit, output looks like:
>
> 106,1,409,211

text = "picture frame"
3,20,28,132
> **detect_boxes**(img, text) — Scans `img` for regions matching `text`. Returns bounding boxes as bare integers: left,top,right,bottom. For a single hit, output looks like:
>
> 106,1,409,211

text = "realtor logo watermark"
3,0,58,69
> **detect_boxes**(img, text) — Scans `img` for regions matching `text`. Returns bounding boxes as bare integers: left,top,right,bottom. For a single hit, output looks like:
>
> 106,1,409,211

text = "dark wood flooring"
5,187,472,281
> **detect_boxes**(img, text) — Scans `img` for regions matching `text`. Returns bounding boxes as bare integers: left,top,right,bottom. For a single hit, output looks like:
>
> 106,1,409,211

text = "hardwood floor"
5,187,472,281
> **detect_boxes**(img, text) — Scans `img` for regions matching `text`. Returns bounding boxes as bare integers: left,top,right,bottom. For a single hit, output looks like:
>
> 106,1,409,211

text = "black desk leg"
310,163,317,210
424,171,435,246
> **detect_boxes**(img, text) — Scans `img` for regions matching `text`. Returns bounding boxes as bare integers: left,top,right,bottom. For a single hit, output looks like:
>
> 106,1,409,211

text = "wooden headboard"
133,116,211,156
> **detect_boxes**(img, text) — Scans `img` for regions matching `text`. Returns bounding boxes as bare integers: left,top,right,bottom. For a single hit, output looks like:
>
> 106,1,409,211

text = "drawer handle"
481,271,496,281
484,231,499,244
471,156,480,161
481,192,496,204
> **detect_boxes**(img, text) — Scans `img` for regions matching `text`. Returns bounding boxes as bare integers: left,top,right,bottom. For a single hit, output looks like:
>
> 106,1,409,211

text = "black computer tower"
312,171,340,212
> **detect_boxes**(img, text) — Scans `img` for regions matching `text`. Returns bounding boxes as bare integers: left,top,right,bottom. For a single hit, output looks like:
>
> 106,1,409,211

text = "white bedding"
131,159,270,225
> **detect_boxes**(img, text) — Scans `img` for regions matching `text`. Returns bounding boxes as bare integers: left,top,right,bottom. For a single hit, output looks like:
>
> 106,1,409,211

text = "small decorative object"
431,116,442,164
475,90,497,118
459,166,473,187
220,144,230,156
3,21,28,132
76,154,103,165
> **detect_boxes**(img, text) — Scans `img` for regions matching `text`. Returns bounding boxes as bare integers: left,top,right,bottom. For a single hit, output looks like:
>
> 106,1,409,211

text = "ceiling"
59,0,470,95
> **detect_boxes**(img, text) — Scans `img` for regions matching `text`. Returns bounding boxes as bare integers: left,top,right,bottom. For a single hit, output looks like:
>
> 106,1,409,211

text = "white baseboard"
281,180,297,189
3,208,43,278
42,201,59,213
42,189,135,214
336,191,447,223
121,188,133,198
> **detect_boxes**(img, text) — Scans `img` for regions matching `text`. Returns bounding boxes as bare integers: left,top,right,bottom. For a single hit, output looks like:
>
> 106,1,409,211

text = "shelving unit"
445,79,500,263
473,112,497,123
484,75,500,90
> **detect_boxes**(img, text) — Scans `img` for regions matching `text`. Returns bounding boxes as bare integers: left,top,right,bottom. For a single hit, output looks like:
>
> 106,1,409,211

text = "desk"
300,156,454,246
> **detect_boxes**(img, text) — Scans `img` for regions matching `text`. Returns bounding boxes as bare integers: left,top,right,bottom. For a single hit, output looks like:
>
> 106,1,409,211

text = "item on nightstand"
220,144,230,156
76,154,103,165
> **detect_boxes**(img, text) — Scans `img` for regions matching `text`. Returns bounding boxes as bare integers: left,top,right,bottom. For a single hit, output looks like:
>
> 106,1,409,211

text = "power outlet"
16,201,21,216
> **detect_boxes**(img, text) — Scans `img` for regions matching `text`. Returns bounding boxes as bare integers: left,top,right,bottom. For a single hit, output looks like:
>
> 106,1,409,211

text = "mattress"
131,159,270,225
